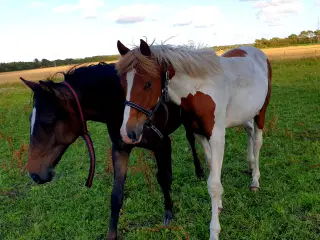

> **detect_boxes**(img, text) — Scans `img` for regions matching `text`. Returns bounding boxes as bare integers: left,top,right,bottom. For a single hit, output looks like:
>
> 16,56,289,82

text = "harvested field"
216,44,320,59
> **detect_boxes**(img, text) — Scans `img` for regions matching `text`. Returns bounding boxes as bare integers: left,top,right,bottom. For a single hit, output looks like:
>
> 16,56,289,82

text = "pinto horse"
115,39,272,240
20,62,205,240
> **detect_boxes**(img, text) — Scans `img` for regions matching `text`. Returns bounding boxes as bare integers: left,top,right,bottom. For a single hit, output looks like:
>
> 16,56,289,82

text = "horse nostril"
128,131,137,142
30,173,41,183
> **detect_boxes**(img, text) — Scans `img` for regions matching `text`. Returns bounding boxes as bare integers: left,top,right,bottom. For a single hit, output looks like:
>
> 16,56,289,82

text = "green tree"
34,58,40,67
314,30,320,42
299,30,315,41
41,59,52,67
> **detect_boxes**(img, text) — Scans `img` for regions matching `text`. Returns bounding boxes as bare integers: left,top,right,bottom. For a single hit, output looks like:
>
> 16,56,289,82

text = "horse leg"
153,136,174,226
250,114,265,191
184,125,205,179
207,125,226,240
194,133,211,166
107,146,130,240
197,131,223,212
244,120,255,174
250,57,271,191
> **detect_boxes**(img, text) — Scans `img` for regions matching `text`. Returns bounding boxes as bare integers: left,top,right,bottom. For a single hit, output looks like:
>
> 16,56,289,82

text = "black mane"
31,62,122,121
63,62,118,85
41,62,118,87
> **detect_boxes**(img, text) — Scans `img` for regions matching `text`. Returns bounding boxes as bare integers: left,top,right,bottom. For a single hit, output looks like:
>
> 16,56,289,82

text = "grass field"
1,44,320,85
0,57,320,239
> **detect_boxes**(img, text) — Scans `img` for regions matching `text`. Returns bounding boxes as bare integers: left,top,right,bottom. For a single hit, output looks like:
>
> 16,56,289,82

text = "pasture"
0,56,319,240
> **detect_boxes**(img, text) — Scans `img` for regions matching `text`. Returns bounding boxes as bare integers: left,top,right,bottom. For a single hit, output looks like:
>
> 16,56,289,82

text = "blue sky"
0,0,319,62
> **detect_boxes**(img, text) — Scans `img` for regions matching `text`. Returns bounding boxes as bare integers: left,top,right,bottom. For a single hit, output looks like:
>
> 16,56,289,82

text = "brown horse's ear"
140,39,151,57
39,80,64,100
39,80,53,93
117,40,130,56
20,77,39,92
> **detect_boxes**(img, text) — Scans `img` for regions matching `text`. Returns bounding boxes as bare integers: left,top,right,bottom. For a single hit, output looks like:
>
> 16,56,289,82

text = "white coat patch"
30,107,36,135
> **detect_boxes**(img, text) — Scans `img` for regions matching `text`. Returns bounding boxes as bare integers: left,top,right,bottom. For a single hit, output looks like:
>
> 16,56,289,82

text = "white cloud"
106,4,161,24
172,6,221,28
53,4,75,13
173,21,192,27
30,1,46,8
53,0,104,19
116,16,145,24
252,0,304,25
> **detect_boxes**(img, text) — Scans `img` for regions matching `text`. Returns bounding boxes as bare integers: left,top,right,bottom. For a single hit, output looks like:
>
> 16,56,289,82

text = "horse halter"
124,64,171,139
62,81,96,188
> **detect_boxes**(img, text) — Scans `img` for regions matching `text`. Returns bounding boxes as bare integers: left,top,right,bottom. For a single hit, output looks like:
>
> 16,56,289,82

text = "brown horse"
115,40,272,239
21,62,205,239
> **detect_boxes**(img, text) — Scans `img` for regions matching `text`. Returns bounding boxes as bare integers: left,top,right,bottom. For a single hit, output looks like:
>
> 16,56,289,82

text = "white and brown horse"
115,39,272,240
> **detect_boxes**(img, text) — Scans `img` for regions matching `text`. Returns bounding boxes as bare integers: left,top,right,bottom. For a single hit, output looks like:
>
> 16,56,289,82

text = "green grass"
1,58,320,240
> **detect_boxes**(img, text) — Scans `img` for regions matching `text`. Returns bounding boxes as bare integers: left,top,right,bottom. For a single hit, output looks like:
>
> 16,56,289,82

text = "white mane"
117,42,222,79
149,44,222,77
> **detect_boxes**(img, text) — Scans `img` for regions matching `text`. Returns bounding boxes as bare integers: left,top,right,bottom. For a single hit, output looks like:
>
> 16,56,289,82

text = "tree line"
254,30,320,48
0,55,120,73
213,30,320,51
1,30,320,73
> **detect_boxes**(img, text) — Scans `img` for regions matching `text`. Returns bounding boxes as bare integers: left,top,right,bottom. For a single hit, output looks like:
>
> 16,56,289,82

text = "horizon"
1,0,319,63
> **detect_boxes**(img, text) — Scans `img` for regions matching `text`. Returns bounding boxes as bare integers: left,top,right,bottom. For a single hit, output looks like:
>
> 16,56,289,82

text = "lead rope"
62,81,96,188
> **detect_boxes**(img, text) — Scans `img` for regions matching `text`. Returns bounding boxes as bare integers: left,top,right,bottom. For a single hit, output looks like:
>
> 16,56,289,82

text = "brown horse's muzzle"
26,144,65,184
26,154,56,184
28,169,54,184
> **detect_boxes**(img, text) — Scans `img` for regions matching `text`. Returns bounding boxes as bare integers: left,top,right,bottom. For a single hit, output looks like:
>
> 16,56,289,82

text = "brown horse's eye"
144,81,152,90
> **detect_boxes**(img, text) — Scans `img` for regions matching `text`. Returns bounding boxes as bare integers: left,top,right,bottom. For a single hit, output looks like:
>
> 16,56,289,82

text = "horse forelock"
116,50,160,80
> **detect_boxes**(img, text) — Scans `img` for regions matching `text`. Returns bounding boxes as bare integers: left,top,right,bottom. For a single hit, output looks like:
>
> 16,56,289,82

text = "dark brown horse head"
21,78,81,184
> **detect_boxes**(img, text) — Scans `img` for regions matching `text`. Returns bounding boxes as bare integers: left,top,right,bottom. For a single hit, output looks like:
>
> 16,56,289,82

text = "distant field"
217,44,320,59
1,45,320,85
0,60,118,84
259,44,320,59
0,57,319,239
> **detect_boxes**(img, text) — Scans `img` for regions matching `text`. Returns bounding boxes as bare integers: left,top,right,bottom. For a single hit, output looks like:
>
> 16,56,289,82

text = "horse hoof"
250,186,259,192
242,169,252,175
107,232,117,240
163,210,173,226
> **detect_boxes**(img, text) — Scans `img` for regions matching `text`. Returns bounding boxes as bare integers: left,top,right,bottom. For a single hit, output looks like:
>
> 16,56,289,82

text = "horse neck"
65,68,125,124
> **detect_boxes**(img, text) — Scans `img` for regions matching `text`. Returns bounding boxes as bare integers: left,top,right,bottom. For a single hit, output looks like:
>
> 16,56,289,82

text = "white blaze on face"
120,70,135,143
30,107,36,135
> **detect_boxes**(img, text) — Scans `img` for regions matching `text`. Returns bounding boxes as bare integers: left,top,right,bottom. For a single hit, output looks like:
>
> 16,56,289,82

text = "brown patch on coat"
222,48,247,58
254,58,272,129
180,91,215,139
